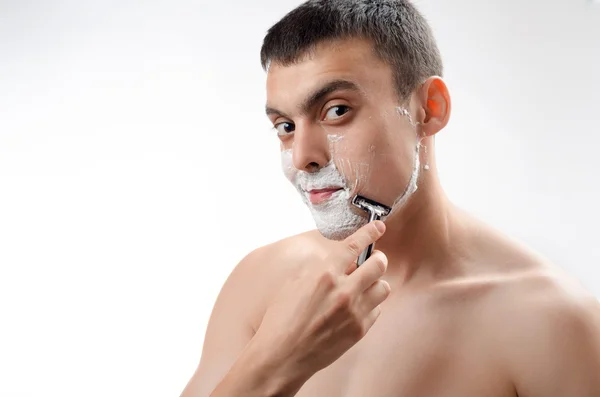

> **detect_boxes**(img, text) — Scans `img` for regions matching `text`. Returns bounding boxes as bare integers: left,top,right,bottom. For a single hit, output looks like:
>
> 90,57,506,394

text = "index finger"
335,220,386,271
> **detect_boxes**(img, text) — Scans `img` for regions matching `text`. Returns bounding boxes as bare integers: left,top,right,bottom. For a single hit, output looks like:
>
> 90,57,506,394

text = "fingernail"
382,280,391,293
374,221,385,233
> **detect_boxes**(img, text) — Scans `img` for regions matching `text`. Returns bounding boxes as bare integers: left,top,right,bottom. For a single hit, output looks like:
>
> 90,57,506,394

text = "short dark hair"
260,0,443,100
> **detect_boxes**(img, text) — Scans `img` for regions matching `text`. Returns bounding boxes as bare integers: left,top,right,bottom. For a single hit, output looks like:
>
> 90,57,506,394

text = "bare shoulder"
488,265,600,395
451,226,600,395
231,229,331,329
430,217,600,385
462,229,600,333
238,229,331,285
434,253,599,331
470,228,600,328
437,215,599,320
184,230,330,397
488,264,600,335
433,223,600,394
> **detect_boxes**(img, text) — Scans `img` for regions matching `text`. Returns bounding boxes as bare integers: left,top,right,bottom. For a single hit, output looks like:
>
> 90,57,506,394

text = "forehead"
265,38,395,107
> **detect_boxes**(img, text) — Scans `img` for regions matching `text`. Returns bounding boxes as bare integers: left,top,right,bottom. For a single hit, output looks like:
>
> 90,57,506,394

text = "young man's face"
265,38,422,240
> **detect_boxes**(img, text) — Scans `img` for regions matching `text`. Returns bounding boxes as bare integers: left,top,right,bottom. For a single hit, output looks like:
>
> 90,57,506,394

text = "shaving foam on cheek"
279,105,422,238
321,107,421,221
327,134,344,144
280,149,366,240
389,139,420,214
396,106,418,127
327,134,372,198
386,106,422,217
280,149,296,182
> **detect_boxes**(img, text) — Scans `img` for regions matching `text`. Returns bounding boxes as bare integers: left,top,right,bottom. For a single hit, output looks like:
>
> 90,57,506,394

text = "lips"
306,187,344,205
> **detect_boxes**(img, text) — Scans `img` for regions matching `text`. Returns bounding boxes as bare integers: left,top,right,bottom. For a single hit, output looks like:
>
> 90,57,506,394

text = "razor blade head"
351,195,392,217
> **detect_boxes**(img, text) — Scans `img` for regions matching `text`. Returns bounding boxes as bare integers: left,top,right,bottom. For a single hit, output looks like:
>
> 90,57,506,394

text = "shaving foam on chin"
281,149,366,240
279,106,423,239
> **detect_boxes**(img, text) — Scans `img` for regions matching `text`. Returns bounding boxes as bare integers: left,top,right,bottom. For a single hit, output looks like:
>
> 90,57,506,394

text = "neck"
375,168,470,286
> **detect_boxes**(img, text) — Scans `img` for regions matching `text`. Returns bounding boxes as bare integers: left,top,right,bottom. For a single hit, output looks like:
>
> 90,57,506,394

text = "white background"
1,0,599,396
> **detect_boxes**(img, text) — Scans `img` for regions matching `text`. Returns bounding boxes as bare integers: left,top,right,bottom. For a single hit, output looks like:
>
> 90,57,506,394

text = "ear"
415,76,451,137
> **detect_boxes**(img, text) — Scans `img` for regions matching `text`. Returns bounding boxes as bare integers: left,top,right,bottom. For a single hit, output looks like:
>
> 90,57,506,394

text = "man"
182,1,600,396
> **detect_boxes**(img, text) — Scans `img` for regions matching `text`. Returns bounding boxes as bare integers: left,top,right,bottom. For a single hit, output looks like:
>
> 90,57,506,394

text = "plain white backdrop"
1,0,599,396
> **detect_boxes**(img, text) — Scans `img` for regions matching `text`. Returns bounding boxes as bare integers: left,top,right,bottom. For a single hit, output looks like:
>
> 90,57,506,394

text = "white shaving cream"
327,134,344,143
280,106,422,240
388,106,422,216
389,139,420,216
281,149,366,240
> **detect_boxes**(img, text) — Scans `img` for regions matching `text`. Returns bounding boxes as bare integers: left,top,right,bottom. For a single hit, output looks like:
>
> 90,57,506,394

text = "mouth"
306,187,344,205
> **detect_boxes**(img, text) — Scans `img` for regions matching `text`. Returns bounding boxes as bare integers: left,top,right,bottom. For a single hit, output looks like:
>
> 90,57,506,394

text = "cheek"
330,138,375,191
330,133,417,203
280,149,297,182
325,123,382,190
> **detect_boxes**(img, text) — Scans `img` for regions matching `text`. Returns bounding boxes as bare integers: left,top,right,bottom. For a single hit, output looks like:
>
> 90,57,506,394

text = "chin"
315,221,366,241
299,184,371,240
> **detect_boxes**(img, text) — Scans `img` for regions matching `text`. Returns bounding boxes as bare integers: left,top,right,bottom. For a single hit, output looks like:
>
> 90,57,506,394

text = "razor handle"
356,211,381,266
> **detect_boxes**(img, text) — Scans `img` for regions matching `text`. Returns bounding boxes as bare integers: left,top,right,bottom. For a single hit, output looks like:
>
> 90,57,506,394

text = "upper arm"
180,248,269,397
507,281,600,397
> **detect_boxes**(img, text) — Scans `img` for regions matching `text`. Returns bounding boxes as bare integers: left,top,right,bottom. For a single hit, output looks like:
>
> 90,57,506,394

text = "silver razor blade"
351,195,391,266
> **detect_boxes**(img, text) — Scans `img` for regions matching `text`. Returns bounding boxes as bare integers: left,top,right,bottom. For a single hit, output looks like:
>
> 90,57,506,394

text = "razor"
351,195,391,266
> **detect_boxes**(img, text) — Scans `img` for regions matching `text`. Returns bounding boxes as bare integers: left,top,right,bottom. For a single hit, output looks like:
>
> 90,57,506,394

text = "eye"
274,122,295,136
324,105,351,121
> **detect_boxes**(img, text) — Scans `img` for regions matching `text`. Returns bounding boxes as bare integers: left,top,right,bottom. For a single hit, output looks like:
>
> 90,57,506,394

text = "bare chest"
295,300,515,397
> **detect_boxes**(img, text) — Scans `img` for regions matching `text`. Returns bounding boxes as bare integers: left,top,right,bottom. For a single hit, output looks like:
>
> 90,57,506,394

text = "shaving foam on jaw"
383,106,421,216
281,149,366,240
280,106,423,240
388,138,420,216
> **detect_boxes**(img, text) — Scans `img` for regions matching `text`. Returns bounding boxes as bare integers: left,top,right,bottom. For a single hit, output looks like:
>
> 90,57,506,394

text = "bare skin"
181,39,600,397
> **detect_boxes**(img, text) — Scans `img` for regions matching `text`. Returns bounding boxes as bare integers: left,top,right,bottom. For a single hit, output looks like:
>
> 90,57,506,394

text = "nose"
292,123,330,172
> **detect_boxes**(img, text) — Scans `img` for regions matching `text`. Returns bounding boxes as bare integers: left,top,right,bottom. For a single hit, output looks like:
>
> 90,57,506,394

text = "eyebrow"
265,79,362,118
